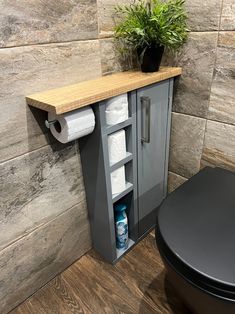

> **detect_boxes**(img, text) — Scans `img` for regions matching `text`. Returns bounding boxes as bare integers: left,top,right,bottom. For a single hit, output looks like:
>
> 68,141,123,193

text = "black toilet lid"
158,167,235,295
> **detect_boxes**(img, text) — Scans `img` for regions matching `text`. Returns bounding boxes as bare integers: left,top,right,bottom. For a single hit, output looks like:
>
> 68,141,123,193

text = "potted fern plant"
114,0,188,72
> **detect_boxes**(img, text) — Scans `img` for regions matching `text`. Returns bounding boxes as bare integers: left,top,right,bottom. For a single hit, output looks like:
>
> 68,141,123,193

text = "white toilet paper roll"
105,93,129,125
108,130,126,165
48,106,95,143
111,166,126,195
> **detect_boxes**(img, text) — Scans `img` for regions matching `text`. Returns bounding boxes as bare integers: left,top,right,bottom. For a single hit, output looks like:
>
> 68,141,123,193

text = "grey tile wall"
0,2,102,312
163,32,218,118
0,143,86,251
100,38,136,75
220,0,235,30
97,0,135,73
0,40,102,163
185,0,222,31
97,0,133,38
166,2,235,187
169,113,206,178
201,120,235,171
168,172,188,194
0,0,98,47
0,201,91,314
208,31,235,125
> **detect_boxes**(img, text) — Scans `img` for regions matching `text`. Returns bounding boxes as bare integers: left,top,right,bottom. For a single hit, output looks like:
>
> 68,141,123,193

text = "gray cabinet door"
137,80,170,236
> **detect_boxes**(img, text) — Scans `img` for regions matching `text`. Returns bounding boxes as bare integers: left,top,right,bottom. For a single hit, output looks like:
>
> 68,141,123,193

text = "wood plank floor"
11,233,191,314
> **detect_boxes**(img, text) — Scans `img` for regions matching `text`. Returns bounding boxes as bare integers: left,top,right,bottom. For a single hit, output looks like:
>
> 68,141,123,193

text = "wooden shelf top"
26,67,182,114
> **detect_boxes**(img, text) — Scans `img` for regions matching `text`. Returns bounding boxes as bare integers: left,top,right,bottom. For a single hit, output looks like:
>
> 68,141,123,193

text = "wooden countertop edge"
26,67,182,114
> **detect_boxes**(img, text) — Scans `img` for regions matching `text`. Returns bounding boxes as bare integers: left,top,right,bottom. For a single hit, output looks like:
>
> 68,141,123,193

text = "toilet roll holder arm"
45,119,57,129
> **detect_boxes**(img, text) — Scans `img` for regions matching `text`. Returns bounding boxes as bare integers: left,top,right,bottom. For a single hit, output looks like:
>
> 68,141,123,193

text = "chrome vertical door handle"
141,96,151,143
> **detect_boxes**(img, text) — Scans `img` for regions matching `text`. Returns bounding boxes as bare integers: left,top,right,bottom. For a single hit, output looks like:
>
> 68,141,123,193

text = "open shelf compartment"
111,159,134,202
109,122,134,171
103,93,134,133
80,91,138,264
113,190,138,260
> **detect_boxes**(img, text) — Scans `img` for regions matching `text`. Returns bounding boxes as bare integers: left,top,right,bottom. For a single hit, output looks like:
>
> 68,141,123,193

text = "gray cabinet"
137,79,173,237
80,78,173,263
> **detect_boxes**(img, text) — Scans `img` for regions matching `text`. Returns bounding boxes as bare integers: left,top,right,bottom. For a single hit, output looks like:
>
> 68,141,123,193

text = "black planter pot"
138,45,164,73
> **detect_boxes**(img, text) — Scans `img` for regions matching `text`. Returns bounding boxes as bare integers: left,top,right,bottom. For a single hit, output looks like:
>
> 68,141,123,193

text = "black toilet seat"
157,167,235,302
156,227,235,301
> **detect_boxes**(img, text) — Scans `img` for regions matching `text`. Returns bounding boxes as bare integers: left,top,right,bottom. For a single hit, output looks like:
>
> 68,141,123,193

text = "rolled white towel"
108,130,126,165
105,93,129,125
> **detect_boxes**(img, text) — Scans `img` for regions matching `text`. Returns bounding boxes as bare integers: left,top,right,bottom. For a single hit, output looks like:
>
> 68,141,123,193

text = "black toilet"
156,167,235,314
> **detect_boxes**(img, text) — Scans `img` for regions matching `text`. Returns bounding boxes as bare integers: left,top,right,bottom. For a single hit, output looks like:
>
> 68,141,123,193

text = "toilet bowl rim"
160,244,235,304
156,226,235,301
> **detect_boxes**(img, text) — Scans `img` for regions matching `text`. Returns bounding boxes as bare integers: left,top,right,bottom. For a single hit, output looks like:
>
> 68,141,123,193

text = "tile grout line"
0,200,87,254
1,30,233,52
206,116,235,128
168,170,188,181
172,110,235,127
169,168,190,180
0,141,55,165
172,110,207,121
0,37,100,50
0,135,85,166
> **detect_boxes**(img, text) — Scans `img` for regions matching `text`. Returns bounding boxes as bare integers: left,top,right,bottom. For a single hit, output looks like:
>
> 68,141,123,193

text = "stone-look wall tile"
201,120,235,171
97,0,132,38
97,0,222,35
0,143,86,250
169,113,206,178
168,171,188,194
208,32,235,125
185,0,222,31
0,40,101,163
100,38,137,74
220,0,235,30
163,32,217,118
0,202,91,314
0,0,98,47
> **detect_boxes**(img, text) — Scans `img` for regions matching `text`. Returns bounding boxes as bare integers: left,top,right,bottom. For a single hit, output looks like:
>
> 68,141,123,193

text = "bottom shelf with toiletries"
113,191,137,259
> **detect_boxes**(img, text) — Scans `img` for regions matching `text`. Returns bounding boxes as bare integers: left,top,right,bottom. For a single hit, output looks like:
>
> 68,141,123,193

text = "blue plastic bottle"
114,204,129,250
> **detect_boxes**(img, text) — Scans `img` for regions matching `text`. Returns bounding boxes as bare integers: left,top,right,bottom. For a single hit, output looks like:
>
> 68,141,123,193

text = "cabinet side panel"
163,78,174,197
80,103,116,262
129,91,139,241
